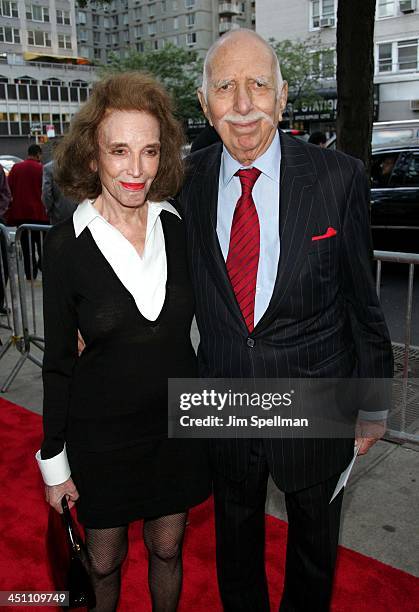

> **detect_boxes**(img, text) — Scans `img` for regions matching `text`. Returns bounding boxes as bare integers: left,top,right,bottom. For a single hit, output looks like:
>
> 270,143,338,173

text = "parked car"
326,120,419,151
0,155,23,176
370,145,419,253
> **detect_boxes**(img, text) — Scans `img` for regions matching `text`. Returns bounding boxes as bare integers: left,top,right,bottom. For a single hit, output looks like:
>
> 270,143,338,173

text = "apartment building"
256,0,419,131
0,0,96,155
76,0,255,64
0,0,256,153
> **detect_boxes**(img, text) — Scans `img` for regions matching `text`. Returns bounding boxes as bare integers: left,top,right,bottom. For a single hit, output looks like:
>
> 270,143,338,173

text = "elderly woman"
35,72,210,612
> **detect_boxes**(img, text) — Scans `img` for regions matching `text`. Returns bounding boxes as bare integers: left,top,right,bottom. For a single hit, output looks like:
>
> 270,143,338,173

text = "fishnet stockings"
84,512,187,612
143,512,188,612
85,526,128,612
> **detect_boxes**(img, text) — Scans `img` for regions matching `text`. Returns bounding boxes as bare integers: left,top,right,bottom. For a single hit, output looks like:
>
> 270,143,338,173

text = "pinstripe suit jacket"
178,131,393,492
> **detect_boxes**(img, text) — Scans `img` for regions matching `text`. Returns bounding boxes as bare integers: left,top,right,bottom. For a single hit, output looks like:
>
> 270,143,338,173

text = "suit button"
247,338,255,348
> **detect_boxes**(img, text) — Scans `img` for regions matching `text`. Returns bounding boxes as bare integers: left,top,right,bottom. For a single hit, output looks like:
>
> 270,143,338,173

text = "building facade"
256,0,419,132
0,0,256,154
0,0,96,156
76,0,255,64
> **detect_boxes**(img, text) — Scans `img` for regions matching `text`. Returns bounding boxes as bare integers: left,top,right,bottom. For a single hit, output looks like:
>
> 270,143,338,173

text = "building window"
26,4,49,22
92,13,100,25
154,39,158,50
134,7,141,19
173,16,178,29
28,30,51,46
79,29,88,43
78,11,86,24
186,12,195,26
123,29,129,42
161,19,166,32
378,43,393,71
148,3,155,16
310,0,335,28
42,77,63,85
123,12,129,24
94,48,101,60
148,21,157,34
161,0,166,11
398,39,418,70
0,1,18,18
80,46,90,58
185,0,195,7
136,42,144,52
112,14,119,26
104,16,110,28
310,48,336,77
376,39,418,73
186,32,196,45
321,49,335,77
56,9,70,25
0,25,20,43
58,34,72,49
377,0,395,18
172,0,178,9
15,75,37,84
135,24,143,36
93,31,101,43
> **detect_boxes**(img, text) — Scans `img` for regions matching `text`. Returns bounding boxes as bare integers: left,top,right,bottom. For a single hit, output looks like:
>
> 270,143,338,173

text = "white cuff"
35,444,71,486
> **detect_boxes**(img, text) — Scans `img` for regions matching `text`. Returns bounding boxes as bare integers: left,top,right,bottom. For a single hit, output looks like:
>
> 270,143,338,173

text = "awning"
23,52,91,65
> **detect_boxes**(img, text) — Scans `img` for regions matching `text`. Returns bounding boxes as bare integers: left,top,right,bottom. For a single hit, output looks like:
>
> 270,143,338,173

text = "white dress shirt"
36,198,181,486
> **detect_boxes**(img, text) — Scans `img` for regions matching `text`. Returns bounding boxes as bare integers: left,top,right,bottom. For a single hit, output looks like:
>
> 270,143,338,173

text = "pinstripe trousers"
213,440,343,611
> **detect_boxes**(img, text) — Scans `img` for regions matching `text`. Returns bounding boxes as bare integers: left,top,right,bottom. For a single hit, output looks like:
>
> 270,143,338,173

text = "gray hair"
201,29,283,101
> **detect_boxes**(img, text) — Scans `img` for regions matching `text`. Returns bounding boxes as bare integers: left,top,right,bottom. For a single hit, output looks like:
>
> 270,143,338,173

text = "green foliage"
269,36,324,109
97,43,203,124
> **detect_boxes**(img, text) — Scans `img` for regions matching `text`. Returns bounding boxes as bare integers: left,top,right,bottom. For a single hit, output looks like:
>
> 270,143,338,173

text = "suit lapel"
254,132,318,335
191,143,246,328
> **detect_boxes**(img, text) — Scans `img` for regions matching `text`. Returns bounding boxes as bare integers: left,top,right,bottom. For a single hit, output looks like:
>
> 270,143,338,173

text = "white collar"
221,131,281,186
73,199,180,238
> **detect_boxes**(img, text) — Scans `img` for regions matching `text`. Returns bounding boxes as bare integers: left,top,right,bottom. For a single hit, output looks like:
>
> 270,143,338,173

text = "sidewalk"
1,317,418,579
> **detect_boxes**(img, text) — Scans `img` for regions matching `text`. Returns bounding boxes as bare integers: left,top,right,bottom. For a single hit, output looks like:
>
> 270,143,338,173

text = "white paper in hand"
329,445,360,504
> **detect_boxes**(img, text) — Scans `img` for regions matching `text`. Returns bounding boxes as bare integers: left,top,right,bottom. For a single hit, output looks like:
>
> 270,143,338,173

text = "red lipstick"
120,181,145,191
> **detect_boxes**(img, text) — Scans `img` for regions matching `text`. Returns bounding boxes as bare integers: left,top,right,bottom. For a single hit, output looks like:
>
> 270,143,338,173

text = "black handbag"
46,497,96,609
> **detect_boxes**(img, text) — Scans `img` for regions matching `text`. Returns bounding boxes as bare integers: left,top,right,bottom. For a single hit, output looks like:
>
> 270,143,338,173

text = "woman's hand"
45,477,79,513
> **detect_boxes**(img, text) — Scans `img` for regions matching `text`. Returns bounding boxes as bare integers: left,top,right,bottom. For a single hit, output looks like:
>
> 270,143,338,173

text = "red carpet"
0,397,418,611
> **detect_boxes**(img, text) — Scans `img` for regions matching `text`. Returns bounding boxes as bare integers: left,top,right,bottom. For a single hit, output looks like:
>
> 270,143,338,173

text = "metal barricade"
374,250,419,444
0,223,51,392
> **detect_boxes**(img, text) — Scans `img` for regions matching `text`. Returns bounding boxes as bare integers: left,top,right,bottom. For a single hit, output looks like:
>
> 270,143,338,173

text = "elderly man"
178,29,393,611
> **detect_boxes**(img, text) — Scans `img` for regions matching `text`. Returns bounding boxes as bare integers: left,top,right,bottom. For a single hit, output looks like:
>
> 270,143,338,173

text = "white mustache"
221,111,275,127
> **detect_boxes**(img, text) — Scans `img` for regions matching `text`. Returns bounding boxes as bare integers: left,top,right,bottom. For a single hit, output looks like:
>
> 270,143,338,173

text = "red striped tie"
226,167,261,332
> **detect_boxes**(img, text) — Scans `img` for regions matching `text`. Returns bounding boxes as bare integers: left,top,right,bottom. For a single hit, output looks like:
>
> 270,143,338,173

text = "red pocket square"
312,227,337,241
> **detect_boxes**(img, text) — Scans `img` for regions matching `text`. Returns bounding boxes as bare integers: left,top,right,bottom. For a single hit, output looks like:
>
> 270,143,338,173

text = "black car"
370,146,419,253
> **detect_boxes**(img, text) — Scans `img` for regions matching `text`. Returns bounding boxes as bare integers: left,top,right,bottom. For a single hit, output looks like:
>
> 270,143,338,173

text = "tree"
98,43,203,126
270,37,323,128
336,0,376,172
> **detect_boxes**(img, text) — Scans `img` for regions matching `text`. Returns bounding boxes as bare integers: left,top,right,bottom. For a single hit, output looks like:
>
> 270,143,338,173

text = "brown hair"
54,72,185,202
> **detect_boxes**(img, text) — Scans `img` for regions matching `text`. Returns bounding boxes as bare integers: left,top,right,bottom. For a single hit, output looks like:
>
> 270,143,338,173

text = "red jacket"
7,158,48,224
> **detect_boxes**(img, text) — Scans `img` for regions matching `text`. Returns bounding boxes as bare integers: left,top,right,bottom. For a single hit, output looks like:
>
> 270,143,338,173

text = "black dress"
41,211,210,528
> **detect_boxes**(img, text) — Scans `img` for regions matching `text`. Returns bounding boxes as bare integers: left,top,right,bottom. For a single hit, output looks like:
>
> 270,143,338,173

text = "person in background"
308,130,327,147
36,72,210,612
42,158,78,225
0,163,11,315
7,144,48,279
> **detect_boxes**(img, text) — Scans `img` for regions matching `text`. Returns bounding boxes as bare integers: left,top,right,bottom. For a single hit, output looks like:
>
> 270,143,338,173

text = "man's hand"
355,419,386,455
45,477,79,513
